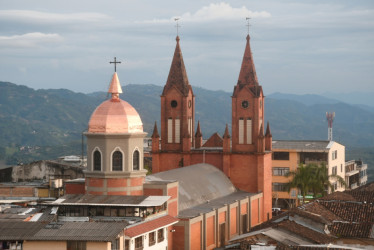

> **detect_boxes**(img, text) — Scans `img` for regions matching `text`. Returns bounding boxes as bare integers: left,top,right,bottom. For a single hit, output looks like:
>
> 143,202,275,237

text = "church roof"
88,73,143,134
203,132,223,147
162,36,193,96
146,163,255,218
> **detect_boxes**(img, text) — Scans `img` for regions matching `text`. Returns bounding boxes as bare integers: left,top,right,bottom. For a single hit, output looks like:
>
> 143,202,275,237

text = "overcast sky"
0,0,373,95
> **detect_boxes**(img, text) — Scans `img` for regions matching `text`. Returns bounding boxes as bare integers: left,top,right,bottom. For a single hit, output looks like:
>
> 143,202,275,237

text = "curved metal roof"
146,163,237,212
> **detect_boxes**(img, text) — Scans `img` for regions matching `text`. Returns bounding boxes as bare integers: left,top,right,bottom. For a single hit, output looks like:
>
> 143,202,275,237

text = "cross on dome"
110,57,121,72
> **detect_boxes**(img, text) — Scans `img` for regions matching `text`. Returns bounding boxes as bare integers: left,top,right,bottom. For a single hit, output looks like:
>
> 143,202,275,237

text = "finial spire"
246,17,251,36
110,57,121,72
174,17,181,37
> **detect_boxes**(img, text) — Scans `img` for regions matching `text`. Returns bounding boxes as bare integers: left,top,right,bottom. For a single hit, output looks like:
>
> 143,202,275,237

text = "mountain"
1,81,374,170
322,91,374,108
267,92,340,106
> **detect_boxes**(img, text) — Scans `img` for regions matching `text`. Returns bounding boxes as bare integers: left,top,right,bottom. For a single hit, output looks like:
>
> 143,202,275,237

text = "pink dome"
88,72,143,134
88,99,143,133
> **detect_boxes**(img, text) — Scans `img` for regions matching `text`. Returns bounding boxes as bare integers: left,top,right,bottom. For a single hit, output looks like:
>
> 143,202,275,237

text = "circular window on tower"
171,100,178,108
241,100,249,109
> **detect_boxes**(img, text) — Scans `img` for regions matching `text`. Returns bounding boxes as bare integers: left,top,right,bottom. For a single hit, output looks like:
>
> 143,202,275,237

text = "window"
272,183,287,192
135,236,143,249
246,118,252,144
332,150,338,160
341,164,343,173
175,118,180,143
133,150,140,171
111,239,119,250
149,231,156,246
167,118,173,143
157,228,164,243
332,182,338,191
272,167,290,176
67,241,86,250
112,150,123,171
272,152,290,160
239,118,244,144
124,239,130,250
93,150,101,171
332,166,337,175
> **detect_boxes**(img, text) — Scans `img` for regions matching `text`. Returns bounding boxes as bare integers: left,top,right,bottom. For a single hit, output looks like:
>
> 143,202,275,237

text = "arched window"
133,150,140,171
93,150,101,171
112,151,123,171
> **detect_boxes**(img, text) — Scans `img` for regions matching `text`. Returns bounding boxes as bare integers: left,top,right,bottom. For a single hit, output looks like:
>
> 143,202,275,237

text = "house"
271,140,345,208
228,182,374,249
345,159,368,189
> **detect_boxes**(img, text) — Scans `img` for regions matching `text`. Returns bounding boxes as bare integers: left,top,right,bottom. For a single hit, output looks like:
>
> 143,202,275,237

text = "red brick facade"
152,35,273,225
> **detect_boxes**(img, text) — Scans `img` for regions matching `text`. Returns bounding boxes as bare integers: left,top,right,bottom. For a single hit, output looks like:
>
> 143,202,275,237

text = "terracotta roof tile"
302,202,342,222
276,220,332,244
328,222,373,238
203,132,223,147
318,201,374,223
125,215,178,238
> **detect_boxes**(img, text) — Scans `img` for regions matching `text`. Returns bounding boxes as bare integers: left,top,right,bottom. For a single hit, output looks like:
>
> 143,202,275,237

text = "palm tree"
286,163,346,204
311,163,346,196
285,164,314,204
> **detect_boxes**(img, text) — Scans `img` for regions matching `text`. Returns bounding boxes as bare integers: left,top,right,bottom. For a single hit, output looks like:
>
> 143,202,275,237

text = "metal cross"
174,18,181,36
246,17,251,35
110,57,121,72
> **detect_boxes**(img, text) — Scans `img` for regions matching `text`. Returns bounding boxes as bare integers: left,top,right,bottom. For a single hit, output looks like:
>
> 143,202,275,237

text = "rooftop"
49,194,170,207
0,221,127,242
272,140,336,152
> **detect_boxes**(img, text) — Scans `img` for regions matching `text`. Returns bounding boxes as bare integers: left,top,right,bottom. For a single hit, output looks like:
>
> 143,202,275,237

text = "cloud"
139,2,271,23
0,10,111,24
0,32,63,48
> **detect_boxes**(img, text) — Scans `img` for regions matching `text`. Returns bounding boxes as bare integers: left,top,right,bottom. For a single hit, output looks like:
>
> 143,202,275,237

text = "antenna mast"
326,112,335,141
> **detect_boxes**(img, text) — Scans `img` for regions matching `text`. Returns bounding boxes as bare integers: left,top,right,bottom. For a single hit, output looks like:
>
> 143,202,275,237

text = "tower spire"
235,18,258,90
162,35,191,96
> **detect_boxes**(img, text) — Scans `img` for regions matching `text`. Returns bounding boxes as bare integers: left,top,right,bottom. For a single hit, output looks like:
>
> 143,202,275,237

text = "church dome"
88,73,143,134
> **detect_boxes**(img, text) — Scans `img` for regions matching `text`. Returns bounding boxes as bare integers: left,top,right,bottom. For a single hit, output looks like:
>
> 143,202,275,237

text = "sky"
0,0,373,95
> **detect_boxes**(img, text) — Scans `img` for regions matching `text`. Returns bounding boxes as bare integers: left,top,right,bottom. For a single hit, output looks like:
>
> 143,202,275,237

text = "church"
63,32,272,250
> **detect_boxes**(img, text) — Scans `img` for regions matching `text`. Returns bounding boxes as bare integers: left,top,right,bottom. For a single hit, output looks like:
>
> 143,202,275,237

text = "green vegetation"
286,163,346,204
0,80,373,180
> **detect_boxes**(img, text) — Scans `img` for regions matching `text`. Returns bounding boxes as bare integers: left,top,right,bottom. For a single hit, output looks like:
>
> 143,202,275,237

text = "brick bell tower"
232,34,267,153
160,36,195,152
228,34,273,219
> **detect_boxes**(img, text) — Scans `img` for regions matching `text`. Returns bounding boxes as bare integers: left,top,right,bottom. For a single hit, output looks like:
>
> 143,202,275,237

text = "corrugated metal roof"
0,221,46,240
147,163,237,212
262,228,313,245
33,221,127,241
146,163,256,217
50,194,170,207
178,191,254,218
0,221,127,242
272,140,332,152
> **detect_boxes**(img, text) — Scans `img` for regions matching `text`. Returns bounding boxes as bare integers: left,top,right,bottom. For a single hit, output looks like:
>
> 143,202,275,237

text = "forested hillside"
1,81,373,180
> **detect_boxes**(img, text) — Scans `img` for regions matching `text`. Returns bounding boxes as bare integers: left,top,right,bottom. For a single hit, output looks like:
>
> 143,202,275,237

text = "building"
151,34,273,224
0,33,275,249
229,182,374,249
345,159,368,189
271,140,345,208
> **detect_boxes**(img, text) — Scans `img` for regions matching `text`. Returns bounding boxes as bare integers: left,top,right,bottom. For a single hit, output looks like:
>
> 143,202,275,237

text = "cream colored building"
271,140,345,208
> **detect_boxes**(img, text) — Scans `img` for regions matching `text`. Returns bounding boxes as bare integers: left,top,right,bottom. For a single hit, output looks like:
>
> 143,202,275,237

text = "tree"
311,163,346,196
286,164,314,204
286,163,346,204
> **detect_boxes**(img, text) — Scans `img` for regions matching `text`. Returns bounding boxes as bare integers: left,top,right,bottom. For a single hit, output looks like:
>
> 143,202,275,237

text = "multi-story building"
345,159,368,189
271,140,345,208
